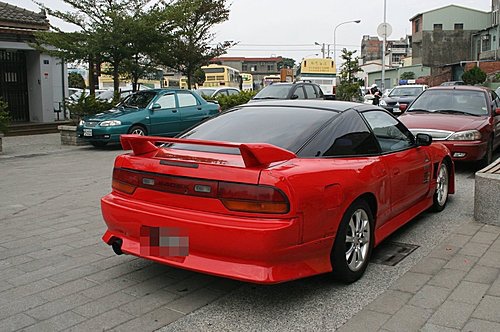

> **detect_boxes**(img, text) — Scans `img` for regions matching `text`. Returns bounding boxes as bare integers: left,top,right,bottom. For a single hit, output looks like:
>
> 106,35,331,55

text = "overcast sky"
6,0,492,64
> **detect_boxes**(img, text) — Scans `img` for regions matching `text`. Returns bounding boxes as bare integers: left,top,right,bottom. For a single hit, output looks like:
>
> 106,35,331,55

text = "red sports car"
101,100,455,284
398,86,500,168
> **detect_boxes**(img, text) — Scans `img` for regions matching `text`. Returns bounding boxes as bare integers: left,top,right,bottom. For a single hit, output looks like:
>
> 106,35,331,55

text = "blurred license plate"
140,226,189,257
83,129,92,136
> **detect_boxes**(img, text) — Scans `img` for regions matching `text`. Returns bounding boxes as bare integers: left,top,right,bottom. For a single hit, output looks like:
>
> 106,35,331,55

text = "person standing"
369,84,381,105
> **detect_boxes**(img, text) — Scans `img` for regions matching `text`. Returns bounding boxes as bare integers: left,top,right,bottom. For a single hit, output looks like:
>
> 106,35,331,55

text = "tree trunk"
88,57,95,96
113,64,120,94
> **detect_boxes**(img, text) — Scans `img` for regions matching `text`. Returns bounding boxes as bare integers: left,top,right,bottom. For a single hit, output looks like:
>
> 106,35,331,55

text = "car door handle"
393,168,400,175
197,107,202,110
171,109,177,113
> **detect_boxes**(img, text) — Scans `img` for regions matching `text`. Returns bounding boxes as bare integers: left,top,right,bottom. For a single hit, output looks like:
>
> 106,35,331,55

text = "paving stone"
462,318,500,332
0,278,58,306
472,295,500,323
79,277,138,299
408,285,451,309
365,289,413,315
420,323,459,331
122,274,177,298
389,272,432,294
428,300,475,329
72,291,136,318
164,273,220,296
165,287,223,314
477,250,500,268
428,244,460,260
410,257,448,275
458,242,490,257
464,265,499,284
427,268,467,290
490,237,500,252
488,276,500,296
469,231,499,245
448,281,489,305
443,234,471,248
442,254,477,272
67,309,134,332
382,304,433,331
0,313,37,331
111,306,184,332
0,295,47,320
120,289,180,316
454,222,482,236
23,310,87,332
26,293,93,320
336,309,390,332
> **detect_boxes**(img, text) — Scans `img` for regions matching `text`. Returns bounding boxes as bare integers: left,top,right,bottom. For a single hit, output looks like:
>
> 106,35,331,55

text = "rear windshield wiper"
434,109,481,116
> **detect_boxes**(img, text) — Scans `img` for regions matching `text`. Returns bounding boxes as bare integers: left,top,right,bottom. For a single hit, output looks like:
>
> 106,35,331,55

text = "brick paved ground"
1,134,498,331
0,135,244,331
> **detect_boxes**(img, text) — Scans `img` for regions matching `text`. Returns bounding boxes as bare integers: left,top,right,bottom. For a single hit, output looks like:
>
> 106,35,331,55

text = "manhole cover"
371,241,419,266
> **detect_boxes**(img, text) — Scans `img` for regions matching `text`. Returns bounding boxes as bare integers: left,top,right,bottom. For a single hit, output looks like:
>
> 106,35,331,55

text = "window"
454,23,463,30
227,89,239,96
298,110,379,157
433,24,443,31
415,19,420,32
267,64,274,71
177,92,198,107
304,84,318,98
242,64,248,71
293,86,306,99
155,94,176,109
362,110,414,153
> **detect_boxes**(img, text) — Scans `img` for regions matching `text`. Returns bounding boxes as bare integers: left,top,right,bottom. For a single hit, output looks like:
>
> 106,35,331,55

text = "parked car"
193,87,240,98
250,82,324,101
101,100,454,284
440,81,465,86
380,84,428,115
398,86,500,168
77,89,220,147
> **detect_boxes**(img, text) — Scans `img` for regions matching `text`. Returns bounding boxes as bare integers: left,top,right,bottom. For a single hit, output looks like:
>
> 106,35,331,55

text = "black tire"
477,138,493,170
331,200,374,283
431,161,450,212
128,125,147,136
90,141,108,148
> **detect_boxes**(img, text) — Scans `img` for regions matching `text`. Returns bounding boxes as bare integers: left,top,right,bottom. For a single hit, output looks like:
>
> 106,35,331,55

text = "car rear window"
389,87,423,97
172,106,337,153
254,84,293,99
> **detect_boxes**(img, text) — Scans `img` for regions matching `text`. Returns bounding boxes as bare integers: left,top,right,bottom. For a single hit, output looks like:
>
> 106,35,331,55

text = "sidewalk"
0,133,83,159
338,221,500,331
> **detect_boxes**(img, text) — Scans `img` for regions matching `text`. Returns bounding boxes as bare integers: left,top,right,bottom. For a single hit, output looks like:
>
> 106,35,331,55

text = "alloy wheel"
345,209,371,272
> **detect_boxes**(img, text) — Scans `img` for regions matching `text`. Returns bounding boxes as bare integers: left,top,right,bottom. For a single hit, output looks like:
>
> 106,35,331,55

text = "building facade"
472,0,500,61
0,2,67,123
410,5,490,66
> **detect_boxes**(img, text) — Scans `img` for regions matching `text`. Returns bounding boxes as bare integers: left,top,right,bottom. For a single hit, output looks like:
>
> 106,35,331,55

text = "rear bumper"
101,193,333,284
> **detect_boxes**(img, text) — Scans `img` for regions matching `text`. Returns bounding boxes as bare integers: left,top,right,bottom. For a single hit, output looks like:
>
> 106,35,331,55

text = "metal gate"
0,50,29,122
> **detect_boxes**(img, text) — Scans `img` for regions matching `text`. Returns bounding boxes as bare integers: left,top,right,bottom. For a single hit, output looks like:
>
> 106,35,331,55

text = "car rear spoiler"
120,134,297,168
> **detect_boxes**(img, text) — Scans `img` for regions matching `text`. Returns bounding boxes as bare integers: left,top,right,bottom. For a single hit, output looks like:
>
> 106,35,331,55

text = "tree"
336,48,363,101
33,0,162,96
400,71,415,80
68,72,86,89
155,0,234,89
462,66,487,85
277,57,295,70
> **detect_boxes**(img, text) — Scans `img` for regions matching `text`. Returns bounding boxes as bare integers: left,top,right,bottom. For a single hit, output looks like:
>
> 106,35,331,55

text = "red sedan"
399,86,500,168
101,100,454,284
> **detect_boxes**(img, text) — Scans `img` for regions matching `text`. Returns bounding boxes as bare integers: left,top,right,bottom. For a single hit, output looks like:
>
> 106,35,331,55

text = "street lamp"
314,42,325,58
333,20,361,69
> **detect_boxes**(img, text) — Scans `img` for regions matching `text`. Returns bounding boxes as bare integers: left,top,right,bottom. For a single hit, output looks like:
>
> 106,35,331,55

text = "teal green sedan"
77,89,220,147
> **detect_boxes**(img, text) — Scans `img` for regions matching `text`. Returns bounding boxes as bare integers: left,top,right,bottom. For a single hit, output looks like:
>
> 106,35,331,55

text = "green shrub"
66,92,114,124
0,98,10,134
462,66,487,85
203,90,257,111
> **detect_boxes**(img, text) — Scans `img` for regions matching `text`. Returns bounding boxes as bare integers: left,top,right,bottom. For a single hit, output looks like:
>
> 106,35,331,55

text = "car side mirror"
495,108,500,115
399,104,408,112
290,94,299,100
415,133,432,146
152,103,161,110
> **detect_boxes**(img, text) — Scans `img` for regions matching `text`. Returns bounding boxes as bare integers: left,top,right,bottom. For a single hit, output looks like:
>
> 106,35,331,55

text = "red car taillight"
218,182,289,214
111,168,289,214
